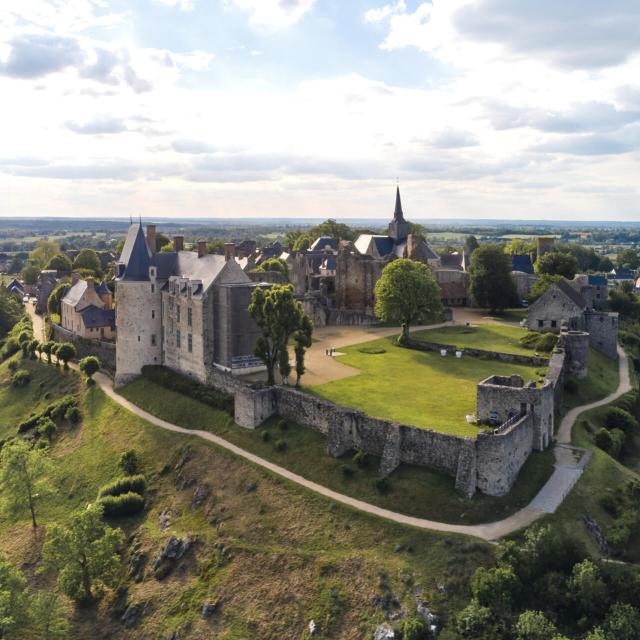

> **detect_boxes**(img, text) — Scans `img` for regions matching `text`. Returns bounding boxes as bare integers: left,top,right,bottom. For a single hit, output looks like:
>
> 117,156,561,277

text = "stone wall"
403,337,549,367
51,322,116,370
585,311,619,359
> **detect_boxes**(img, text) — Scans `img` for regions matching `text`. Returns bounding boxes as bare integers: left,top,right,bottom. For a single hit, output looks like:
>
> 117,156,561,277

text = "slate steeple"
118,223,152,281
388,185,409,243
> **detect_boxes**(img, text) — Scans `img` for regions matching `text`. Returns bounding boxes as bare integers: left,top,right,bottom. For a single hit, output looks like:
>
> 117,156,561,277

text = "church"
114,223,265,387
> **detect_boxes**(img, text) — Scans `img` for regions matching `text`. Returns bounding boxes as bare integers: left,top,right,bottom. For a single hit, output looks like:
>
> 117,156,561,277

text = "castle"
114,223,265,387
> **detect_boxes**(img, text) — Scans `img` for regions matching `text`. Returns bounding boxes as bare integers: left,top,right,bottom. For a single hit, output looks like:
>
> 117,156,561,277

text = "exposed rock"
583,515,610,555
163,633,179,640
201,600,219,618
245,482,257,493
153,536,194,580
308,619,316,635
175,472,195,491
416,601,438,635
158,508,171,532
393,543,404,553
128,549,147,583
174,447,192,471
193,484,211,508
121,603,143,629
373,624,395,640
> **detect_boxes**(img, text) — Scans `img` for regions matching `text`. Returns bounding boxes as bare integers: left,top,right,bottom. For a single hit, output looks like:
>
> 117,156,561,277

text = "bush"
37,417,57,442
48,395,77,421
11,369,31,387
118,450,139,475
610,428,626,459
98,475,146,498
352,451,369,468
595,428,614,453
604,407,639,433
341,465,354,479
7,359,18,372
535,333,557,353
98,492,145,517
401,617,430,640
261,430,271,442
375,477,390,494
141,365,233,414
1,338,19,360
274,439,287,452
17,330,32,345
277,419,289,431
64,406,81,423
79,355,100,380
520,332,542,349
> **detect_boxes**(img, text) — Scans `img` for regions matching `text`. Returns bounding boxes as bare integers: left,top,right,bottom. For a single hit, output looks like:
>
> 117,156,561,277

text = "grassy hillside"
0,355,492,639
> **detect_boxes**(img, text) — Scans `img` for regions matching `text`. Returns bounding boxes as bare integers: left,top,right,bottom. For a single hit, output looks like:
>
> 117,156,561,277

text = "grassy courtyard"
309,336,545,437
412,323,538,357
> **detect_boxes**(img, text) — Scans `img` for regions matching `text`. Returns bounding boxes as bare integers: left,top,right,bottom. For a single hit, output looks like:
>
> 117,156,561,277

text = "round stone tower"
563,330,589,379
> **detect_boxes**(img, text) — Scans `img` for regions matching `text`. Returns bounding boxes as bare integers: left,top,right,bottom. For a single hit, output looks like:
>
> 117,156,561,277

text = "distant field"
309,335,545,437
500,233,561,240
412,323,540,357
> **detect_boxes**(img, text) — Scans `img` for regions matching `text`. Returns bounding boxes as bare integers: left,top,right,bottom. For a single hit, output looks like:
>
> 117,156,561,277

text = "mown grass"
119,376,555,525
308,336,544,437
412,323,535,356
0,357,492,640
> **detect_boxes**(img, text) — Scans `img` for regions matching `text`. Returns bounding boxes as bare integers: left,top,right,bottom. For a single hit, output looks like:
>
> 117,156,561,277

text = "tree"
0,439,51,528
29,240,60,269
407,222,427,242
0,288,22,336
601,603,640,640
514,610,558,640
505,239,536,255
155,232,171,252
45,254,72,273
456,599,503,639
56,342,76,369
528,274,562,303
568,560,609,621
79,355,100,382
21,262,40,285
309,219,355,241
465,235,480,255
374,259,443,341
42,503,124,603
0,557,29,638
248,284,310,386
471,565,520,615
207,239,226,254
41,341,54,364
28,339,39,359
617,248,640,270
469,244,518,312
293,314,313,387
29,591,69,640
292,234,312,252
254,258,289,278
38,417,57,443
72,248,100,275
47,282,71,316
535,251,578,279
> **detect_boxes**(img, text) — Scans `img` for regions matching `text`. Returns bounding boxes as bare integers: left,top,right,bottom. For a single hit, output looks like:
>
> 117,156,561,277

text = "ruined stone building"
525,278,618,358
114,223,265,386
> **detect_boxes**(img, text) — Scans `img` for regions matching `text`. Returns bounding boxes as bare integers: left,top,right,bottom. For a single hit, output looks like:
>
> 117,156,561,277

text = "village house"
60,277,115,340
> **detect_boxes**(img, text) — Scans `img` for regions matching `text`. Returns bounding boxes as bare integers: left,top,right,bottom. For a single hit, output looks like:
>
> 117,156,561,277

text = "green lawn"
412,323,537,357
309,336,545,437
119,376,555,525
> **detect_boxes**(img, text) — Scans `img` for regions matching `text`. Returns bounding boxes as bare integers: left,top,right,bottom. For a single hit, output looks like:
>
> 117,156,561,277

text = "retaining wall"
51,322,116,370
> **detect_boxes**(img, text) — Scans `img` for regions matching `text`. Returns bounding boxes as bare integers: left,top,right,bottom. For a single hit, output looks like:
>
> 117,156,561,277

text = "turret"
388,186,409,243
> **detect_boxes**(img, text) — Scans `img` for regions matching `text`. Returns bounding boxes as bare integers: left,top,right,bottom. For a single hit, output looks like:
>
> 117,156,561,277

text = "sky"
0,0,639,221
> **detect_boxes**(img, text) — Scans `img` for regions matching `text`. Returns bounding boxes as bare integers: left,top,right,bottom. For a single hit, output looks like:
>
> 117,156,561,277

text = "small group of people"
325,347,337,356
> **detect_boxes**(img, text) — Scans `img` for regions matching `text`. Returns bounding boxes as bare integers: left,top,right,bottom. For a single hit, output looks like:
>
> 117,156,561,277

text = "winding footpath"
27,305,631,541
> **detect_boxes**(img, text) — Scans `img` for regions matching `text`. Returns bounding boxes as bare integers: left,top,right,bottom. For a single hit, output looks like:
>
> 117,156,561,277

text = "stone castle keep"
115,223,265,387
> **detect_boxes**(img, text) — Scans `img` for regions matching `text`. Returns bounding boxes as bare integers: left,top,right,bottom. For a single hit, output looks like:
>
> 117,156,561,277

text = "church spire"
394,185,405,221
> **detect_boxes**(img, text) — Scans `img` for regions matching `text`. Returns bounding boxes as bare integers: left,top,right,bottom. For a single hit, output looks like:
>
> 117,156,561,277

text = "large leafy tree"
47,281,71,316
374,259,442,341
616,248,640,270
254,258,289,278
0,439,52,528
0,557,29,638
469,244,518,312
514,610,559,640
248,284,311,386
29,591,69,640
21,263,40,285
0,288,22,337
79,355,101,382
45,254,72,273
72,248,101,275
29,240,60,269
309,219,355,241
43,503,124,603
535,251,578,279
527,274,562,303
293,314,313,387
56,342,77,369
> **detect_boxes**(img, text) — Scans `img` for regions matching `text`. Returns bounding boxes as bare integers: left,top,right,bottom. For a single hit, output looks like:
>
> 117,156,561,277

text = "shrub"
609,428,626,459
98,475,147,498
520,332,542,349
341,465,354,479
535,333,558,353
79,356,100,381
17,330,32,345
7,359,18,372
98,492,145,517
595,428,613,453
64,406,81,423
37,417,57,442
274,439,287,452
604,407,638,433
17,414,41,433
352,451,369,468
375,477,390,494
401,617,430,640
141,365,233,414
49,395,78,421
261,430,271,442
118,450,139,475
11,369,31,387
1,338,19,360
277,419,289,431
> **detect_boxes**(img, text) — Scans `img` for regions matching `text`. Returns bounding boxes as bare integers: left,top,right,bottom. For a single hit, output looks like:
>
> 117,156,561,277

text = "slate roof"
173,251,233,290
119,224,151,281
608,268,635,280
556,278,588,309
588,274,607,286
6,278,24,293
63,280,88,308
310,236,338,252
80,305,115,328
394,186,405,221
512,254,534,275
321,254,337,270
95,281,110,295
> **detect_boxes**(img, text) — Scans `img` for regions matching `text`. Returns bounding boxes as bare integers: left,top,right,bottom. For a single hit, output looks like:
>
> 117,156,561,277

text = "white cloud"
231,0,318,27
364,1,405,24
153,0,195,10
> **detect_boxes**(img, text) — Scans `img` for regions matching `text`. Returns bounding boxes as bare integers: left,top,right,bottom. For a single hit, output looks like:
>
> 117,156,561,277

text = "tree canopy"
527,274,562,304
21,263,40,285
29,240,60,269
374,259,442,340
0,288,22,337
535,251,578,279
47,281,71,316
72,248,101,274
254,258,289,278
309,219,355,242
45,253,72,273
469,244,518,312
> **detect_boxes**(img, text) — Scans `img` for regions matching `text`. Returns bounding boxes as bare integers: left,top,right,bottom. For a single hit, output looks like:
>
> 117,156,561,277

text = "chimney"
71,272,80,285
86,278,95,292
197,240,207,258
224,242,236,262
174,235,184,252
146,224,157,254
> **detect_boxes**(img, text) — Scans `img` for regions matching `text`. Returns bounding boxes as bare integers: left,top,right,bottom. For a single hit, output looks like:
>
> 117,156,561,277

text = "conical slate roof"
119,224,151,281
394,186,405,221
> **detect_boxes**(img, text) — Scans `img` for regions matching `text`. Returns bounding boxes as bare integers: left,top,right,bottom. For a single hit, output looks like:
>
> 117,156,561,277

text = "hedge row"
98,475,146,498
98,492,145,517
141,365,233,414
17,395,79,433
